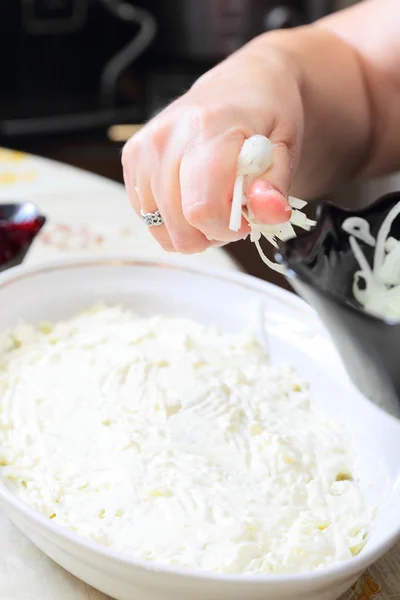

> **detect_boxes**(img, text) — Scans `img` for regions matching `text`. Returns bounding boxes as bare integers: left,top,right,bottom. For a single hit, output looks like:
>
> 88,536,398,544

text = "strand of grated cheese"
229,135,316,274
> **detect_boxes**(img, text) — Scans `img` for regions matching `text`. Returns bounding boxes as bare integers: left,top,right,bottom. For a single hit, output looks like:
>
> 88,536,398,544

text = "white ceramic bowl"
0,255,400,600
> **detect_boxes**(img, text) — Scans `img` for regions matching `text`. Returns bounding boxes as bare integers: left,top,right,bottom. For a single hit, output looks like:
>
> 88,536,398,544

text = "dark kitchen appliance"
0,0,335,142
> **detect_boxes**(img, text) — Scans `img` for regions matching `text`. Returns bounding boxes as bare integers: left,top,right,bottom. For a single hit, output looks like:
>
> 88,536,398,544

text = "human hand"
122,42,303,254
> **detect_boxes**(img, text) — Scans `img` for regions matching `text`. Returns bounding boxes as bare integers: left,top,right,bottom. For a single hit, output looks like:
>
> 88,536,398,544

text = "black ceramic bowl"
0,202,45,272
277,191,400,418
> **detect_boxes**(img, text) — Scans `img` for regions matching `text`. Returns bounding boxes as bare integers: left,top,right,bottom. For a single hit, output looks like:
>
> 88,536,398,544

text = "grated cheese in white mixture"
0,306,370,574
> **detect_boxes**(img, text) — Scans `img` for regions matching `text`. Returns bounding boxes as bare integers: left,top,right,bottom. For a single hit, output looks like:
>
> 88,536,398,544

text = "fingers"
138,184,177,253
248,183,292,225
122,124,210,254
150,122,211,254
122,134,175,252
122,110,300,254
180,130,251,242
248,141,294,225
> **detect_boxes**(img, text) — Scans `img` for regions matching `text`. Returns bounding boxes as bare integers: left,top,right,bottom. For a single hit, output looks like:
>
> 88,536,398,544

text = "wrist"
237,28,305,90
246,26,370,198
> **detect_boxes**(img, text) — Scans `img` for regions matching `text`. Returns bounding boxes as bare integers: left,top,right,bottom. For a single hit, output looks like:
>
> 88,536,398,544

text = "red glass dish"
0,203,45,271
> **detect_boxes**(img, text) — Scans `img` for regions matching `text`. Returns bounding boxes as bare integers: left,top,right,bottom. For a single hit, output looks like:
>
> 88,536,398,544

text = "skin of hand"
122,0,400,255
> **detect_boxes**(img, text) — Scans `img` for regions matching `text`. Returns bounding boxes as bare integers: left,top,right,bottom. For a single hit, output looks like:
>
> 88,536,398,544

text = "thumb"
247,142,293,225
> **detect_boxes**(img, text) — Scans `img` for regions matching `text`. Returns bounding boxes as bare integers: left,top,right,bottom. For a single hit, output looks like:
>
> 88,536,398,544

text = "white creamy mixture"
0,306,370,574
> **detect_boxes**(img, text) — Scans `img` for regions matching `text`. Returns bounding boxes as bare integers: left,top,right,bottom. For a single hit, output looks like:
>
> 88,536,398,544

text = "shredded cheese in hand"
229,135,316,273
343,201,400,319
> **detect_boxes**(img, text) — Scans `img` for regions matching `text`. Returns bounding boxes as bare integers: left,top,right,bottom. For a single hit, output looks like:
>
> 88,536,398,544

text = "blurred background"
0,0,390,287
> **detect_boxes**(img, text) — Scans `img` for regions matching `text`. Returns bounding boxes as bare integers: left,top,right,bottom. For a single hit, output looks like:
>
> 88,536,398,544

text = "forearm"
242,25,370,198
317,0,400,181
242,0,400,198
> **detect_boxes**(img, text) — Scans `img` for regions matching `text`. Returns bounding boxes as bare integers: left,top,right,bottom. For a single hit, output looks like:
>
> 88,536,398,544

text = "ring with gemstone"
140,209,164,227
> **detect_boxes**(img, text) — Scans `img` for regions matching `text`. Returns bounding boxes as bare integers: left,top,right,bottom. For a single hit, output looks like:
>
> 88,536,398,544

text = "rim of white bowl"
0,253,399,586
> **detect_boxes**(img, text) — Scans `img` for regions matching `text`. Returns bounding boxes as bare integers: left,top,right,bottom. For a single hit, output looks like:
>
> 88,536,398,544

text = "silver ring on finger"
140,208,164,227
